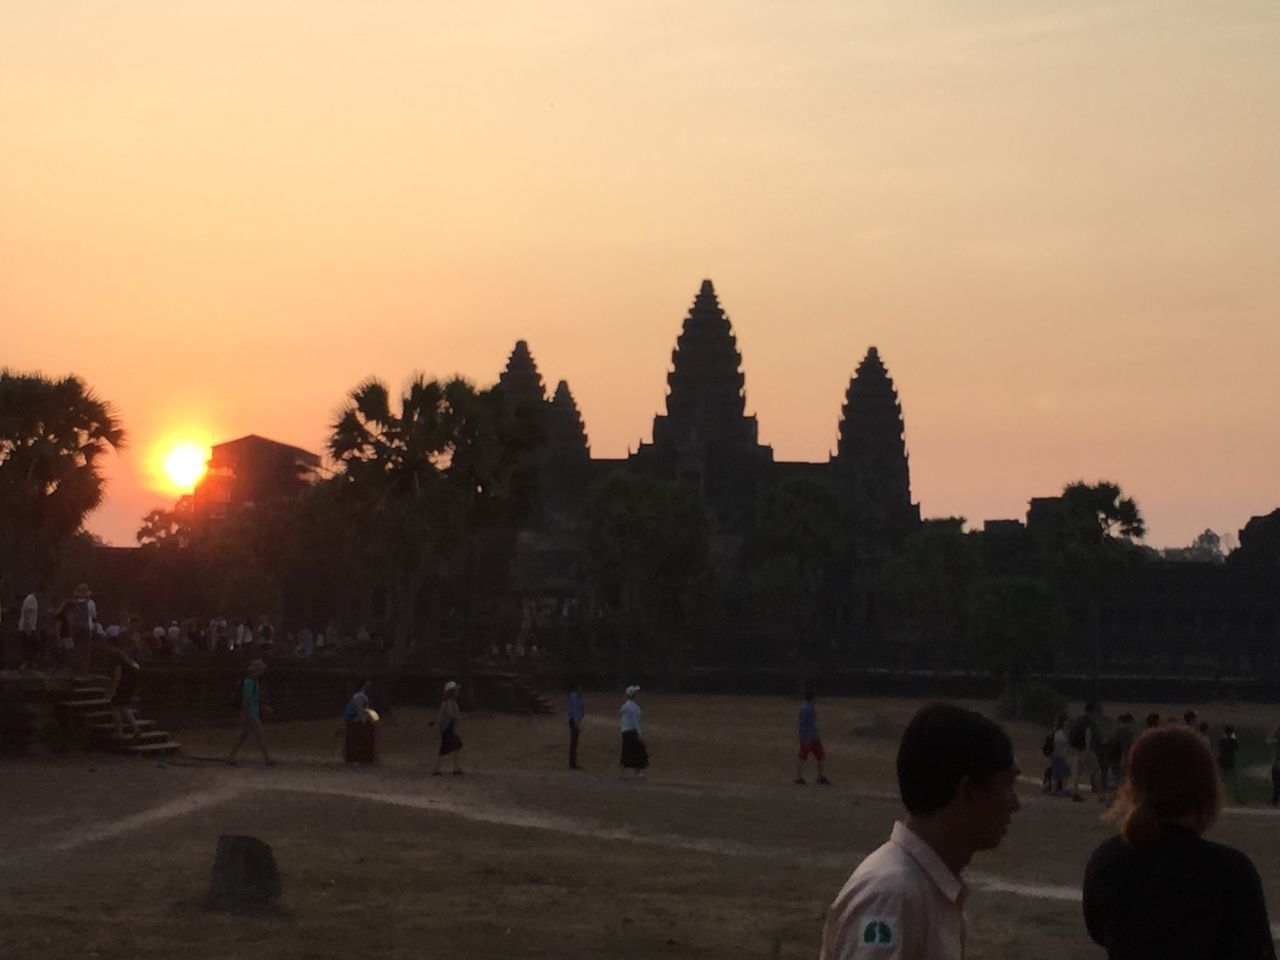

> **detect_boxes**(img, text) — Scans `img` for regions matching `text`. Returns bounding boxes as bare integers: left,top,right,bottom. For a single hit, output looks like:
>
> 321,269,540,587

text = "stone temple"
499,279,920,587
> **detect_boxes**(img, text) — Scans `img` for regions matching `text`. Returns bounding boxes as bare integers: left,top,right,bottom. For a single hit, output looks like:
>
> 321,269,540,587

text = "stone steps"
59,678,182,758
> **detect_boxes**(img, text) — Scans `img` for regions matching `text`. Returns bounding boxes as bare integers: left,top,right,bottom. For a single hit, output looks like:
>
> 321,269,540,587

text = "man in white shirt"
820,704,1021,959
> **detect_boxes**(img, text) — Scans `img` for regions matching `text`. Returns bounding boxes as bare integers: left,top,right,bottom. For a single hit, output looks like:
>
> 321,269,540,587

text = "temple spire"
497,340,547,407
651,278,757,452
836,346,918,542
547,380,590,463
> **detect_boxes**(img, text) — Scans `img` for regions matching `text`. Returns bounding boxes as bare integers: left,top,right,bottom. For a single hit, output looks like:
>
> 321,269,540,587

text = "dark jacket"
1084,826,1275,960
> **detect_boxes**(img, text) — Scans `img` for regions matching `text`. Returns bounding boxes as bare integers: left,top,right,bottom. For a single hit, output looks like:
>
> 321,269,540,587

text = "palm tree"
0,370,126,586
329,374,543,657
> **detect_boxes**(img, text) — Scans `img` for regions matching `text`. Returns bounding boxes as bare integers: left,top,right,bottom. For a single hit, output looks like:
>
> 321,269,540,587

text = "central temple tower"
634,279,772,530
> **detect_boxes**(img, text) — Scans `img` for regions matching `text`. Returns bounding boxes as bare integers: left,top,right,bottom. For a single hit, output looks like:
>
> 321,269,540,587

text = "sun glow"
161,443,209,493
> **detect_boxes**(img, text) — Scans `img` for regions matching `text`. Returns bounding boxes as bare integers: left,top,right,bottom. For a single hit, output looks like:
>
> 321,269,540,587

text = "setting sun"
162,443,209,493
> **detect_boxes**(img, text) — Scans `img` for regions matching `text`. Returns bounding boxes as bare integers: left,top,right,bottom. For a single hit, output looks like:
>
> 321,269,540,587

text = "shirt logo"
862,921,893,945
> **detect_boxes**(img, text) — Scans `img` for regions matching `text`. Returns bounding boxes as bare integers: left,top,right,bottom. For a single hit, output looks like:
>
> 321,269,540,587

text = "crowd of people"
0,582,384,673
1042,702,1280,808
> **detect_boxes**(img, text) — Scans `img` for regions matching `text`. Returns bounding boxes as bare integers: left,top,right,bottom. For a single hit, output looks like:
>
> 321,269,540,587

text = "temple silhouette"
498,279,921,603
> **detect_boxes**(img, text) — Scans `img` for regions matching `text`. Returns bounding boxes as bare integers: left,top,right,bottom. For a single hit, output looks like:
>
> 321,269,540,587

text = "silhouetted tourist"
1218,724,1242,805
1046,713,1071,796
106,632,141,742
431,681,463,775
796,690,830,786
619,685,648,778
227,659,273,766
52,600,75,670
1104,713,1136,798
343,678,378,764
567,684,584,770
150,625,169,659
1083,725,1275,959
17,587,40,671
820,704,1020,960
1268,721,1280,807
60,583,97,674
1069,702,1103,802
1145,712,1161,729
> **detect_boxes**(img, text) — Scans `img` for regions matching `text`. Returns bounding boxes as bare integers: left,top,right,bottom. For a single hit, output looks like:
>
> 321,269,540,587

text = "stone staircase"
60,675,182,757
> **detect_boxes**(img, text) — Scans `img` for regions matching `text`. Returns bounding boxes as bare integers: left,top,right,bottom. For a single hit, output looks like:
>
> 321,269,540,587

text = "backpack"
69,599,92,631
1041,733,1055,758
1068,715,1092,751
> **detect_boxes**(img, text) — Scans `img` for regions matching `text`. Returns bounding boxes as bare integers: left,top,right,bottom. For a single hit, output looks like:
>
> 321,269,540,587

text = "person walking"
820,704,1021,959
1217,724,1243,805
567,684,585,770
105,632,142,742
17,587,40,671
1048,713,1072,796
619,685,648,778
1103,713,1137,800
1070,702,1103,802
1267,721,1280,807
796,690,831,785
226,659,273,765
343,678,379,764
1083,725,1275,959
431,681,464,775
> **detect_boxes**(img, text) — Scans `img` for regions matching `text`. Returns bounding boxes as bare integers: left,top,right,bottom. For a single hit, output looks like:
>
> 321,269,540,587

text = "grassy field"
1,694,1277,959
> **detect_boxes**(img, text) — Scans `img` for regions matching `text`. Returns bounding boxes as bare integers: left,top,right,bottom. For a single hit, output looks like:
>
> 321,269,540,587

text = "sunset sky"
3,1,1277,548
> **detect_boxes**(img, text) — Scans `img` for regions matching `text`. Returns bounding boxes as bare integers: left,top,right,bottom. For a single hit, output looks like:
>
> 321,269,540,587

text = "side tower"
544,379,592,518
835,347,921,551
634,279,772,530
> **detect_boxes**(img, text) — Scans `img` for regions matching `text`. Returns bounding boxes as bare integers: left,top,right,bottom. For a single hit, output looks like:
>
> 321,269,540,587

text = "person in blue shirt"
796,690,830,785
227,659,274,765
568,685,585,770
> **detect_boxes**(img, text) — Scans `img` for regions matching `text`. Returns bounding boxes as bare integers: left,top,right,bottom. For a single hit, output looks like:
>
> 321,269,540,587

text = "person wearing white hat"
432,680,464,775
619,685,648,778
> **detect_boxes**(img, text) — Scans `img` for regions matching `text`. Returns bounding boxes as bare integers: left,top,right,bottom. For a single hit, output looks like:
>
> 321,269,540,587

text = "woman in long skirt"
619,685,648,778
432,680,464,775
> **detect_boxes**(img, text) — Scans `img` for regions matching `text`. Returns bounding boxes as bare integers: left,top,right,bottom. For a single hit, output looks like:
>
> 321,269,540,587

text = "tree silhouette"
0,370,125,587
582,472,710,684
1036,480,1146,697
752,475,846,665
329,374,542,655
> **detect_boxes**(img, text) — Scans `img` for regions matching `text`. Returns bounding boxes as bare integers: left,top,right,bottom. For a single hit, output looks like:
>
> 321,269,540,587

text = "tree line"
4,367,1273,697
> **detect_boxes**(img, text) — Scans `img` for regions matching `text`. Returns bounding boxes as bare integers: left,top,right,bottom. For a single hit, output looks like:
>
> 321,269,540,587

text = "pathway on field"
6,767,1278,942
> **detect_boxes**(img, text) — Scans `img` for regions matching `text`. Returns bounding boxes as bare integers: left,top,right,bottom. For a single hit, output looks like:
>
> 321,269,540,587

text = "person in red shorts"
797,690,831,785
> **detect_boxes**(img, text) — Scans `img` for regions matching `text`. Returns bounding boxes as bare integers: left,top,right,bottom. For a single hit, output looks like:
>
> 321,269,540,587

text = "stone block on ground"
209,834,282,911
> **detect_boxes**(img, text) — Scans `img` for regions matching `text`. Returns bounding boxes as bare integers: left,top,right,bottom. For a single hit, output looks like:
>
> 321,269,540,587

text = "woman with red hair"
1083,725,1275,958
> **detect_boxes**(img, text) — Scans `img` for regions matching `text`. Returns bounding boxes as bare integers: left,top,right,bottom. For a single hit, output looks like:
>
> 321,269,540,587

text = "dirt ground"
1,694,1277,959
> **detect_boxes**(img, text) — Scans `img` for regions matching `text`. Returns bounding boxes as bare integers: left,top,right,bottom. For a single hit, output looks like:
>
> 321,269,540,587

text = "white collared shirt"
820,821,968,960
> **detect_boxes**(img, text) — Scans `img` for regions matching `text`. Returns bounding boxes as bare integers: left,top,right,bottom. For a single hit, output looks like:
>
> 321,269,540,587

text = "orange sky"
3,1,1278,548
